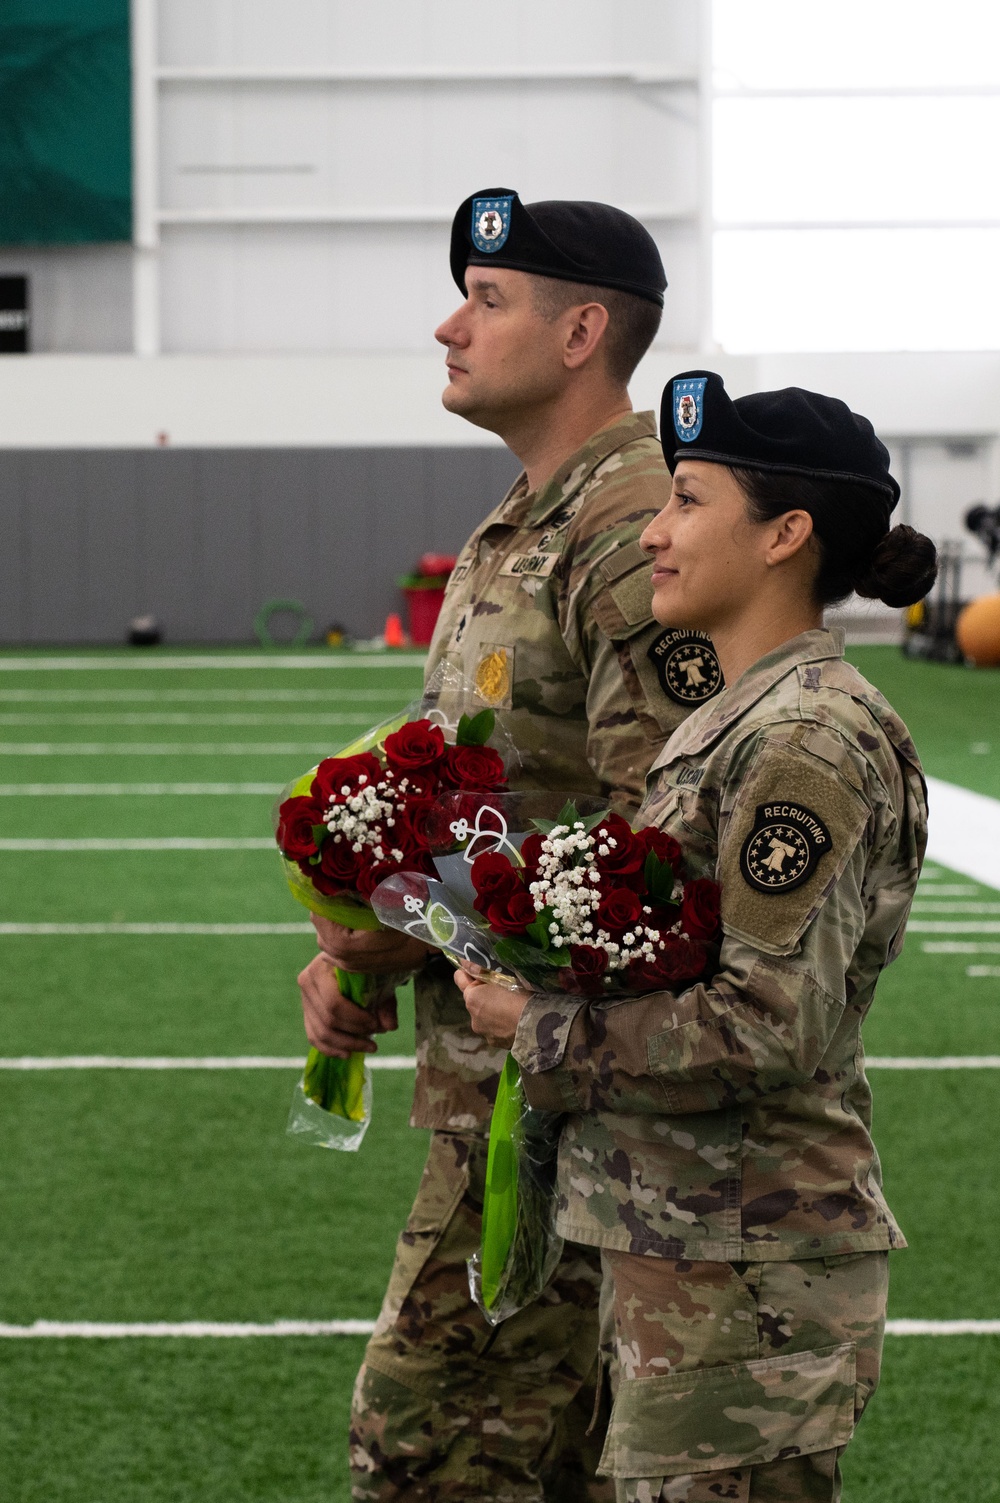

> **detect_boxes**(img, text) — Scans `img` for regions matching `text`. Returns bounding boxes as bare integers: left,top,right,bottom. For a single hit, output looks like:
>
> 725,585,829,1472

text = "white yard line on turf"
0,690,404,703
0,655,426,670
0,1320,377,1338
0,743,340,756
911,903,1000,914
0,1056,416,1070
926,777,1000,891
0,837,275,851
922,942,1000,953
0,714,378,727
867,1056,1000,1068
908,922,1000,933
0,923,313,935
0,784,283,795
0,1317,993,1339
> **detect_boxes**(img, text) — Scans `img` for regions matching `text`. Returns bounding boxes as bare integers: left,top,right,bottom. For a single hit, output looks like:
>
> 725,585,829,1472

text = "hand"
297,952,399,1059
311,914,433,976
455,968,530,1049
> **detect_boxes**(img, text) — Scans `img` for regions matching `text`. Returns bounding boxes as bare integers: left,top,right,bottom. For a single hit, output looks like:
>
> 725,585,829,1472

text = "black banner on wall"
0,276,28,353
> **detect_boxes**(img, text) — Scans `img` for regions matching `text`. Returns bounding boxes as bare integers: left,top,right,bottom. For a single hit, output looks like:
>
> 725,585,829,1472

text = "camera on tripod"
965,503,1000,565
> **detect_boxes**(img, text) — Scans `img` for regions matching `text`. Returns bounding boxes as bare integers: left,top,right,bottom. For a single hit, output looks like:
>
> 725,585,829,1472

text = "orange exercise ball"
956,593,1000,667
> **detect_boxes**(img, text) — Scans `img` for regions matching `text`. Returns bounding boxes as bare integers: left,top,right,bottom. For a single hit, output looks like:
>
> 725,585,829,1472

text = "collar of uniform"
653,627,847,766
511,410,657,530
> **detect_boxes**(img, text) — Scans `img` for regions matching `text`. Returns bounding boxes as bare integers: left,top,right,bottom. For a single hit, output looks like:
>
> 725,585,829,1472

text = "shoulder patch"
647,630,723,705
740,801,832,894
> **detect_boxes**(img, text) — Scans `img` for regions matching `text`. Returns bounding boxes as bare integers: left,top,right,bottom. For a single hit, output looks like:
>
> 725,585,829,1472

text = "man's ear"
563,302,610,370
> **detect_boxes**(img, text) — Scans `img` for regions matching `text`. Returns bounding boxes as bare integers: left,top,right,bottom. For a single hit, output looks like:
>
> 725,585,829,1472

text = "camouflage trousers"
350,1130,614,1502
598,1249,889,1503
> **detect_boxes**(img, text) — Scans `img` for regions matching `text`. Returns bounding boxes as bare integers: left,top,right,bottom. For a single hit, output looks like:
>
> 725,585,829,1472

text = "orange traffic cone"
383,613,407,649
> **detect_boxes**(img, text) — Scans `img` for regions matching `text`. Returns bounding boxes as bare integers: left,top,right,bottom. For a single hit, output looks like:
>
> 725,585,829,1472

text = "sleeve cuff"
512,991,587,1073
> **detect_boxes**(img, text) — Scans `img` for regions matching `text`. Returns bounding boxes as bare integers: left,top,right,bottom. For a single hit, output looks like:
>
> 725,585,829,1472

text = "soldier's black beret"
662,369,900,506
450,187,667,307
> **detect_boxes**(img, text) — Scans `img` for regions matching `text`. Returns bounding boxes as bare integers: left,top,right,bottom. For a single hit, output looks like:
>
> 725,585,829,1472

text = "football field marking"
0,713,379,727
0,922,314,935
0,1317,993,1339
926,777,1000,891
0,689,406,703
0,783,283,796
0,743,344,756
922,942,1000,953
0,837,275,851
0,654,426,670
0,1056,416,1070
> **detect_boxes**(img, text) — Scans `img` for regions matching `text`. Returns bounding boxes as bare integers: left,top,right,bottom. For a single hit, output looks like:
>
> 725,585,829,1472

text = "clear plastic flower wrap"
273,665,514,1151
371,790,722,1321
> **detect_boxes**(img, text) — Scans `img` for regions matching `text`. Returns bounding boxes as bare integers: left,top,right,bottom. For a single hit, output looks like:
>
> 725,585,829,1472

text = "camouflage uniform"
351,411,723,1501
511,628,927,1501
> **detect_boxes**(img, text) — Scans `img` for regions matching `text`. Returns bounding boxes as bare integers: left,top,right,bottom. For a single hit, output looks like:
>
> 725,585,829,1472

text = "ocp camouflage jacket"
513,628,927,1259
411,410,722,1133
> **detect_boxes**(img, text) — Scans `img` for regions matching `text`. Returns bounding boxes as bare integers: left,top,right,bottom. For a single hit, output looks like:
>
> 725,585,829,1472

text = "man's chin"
441,384,493,430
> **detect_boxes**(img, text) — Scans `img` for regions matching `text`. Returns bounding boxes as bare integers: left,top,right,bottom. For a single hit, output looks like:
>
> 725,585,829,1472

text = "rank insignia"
471,196,513,254
740,801,832,894
673,375,707,443
647,629,722,705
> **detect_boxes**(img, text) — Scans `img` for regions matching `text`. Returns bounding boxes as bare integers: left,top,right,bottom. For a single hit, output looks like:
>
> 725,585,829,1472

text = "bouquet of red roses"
275,708,508,1150
371,793,721,1321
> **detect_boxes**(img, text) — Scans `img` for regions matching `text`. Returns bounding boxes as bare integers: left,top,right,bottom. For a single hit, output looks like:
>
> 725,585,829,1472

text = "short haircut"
529,275,662,386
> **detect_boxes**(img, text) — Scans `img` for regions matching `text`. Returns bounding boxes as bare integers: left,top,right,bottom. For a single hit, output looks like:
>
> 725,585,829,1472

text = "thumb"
374,996,399,1033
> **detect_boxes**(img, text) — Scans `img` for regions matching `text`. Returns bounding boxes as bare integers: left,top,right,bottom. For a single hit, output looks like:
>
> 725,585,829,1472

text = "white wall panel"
158,1,698,71
149,0,705,354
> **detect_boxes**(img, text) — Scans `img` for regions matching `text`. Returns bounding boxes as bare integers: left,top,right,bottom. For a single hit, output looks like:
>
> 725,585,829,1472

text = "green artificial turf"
847,645,1000,799
0,1071,427,1323
0,1338,366,1503
0,938,417,1058
0,646,997,1503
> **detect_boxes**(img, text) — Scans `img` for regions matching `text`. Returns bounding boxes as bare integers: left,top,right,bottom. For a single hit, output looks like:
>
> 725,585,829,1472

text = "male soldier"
296,188,724,1501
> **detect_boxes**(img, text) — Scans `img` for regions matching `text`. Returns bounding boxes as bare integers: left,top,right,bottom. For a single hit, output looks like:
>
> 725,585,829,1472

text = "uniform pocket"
599,1341,856,1479
371,1133,472,1338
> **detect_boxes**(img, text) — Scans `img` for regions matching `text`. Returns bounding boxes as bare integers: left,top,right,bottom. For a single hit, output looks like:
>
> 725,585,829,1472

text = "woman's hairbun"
855,524,938,608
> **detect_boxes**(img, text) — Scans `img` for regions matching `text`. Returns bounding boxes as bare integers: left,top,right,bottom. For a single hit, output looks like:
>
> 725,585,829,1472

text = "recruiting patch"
474,647,511,707
647,630,722,705
740,802,832,894
471,196,513,254
673,376,707,443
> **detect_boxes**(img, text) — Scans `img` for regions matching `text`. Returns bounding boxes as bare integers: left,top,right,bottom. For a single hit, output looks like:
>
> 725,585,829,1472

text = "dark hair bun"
855,524,938,608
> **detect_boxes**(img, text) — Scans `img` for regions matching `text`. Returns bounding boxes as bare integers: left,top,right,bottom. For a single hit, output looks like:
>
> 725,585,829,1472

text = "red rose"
486,889,537,936
471,851,522,915
388,768,439,799
569,943,609,985
355,862,400,901
681,879,721,942
300,857,352,899
593,813,644,886
383,720,445,772
318,837,362,884
438,743,507,791
519,831,545,882
312,753,383,805
636,826,684,871
626,936,706,990
277,795,324,858
396,797,437,851
596,886,643,935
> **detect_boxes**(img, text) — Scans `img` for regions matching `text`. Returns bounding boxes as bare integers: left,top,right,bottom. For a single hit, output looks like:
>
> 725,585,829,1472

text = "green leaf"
456,708,496,746
644,850,676,904
524,906,554,951
310,824,328,848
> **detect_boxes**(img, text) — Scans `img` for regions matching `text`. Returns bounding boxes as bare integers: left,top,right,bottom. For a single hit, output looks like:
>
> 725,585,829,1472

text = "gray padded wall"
0,447,522,643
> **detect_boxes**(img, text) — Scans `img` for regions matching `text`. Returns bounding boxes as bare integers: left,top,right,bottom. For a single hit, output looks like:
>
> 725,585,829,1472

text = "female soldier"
457,371,937,1503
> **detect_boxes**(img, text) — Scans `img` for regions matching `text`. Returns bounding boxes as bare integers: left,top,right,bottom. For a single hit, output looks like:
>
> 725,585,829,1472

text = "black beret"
450,187,666,307
662,369,900,506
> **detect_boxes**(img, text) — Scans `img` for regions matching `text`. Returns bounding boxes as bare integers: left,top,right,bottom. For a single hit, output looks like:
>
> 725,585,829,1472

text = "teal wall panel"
0,0,131,245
